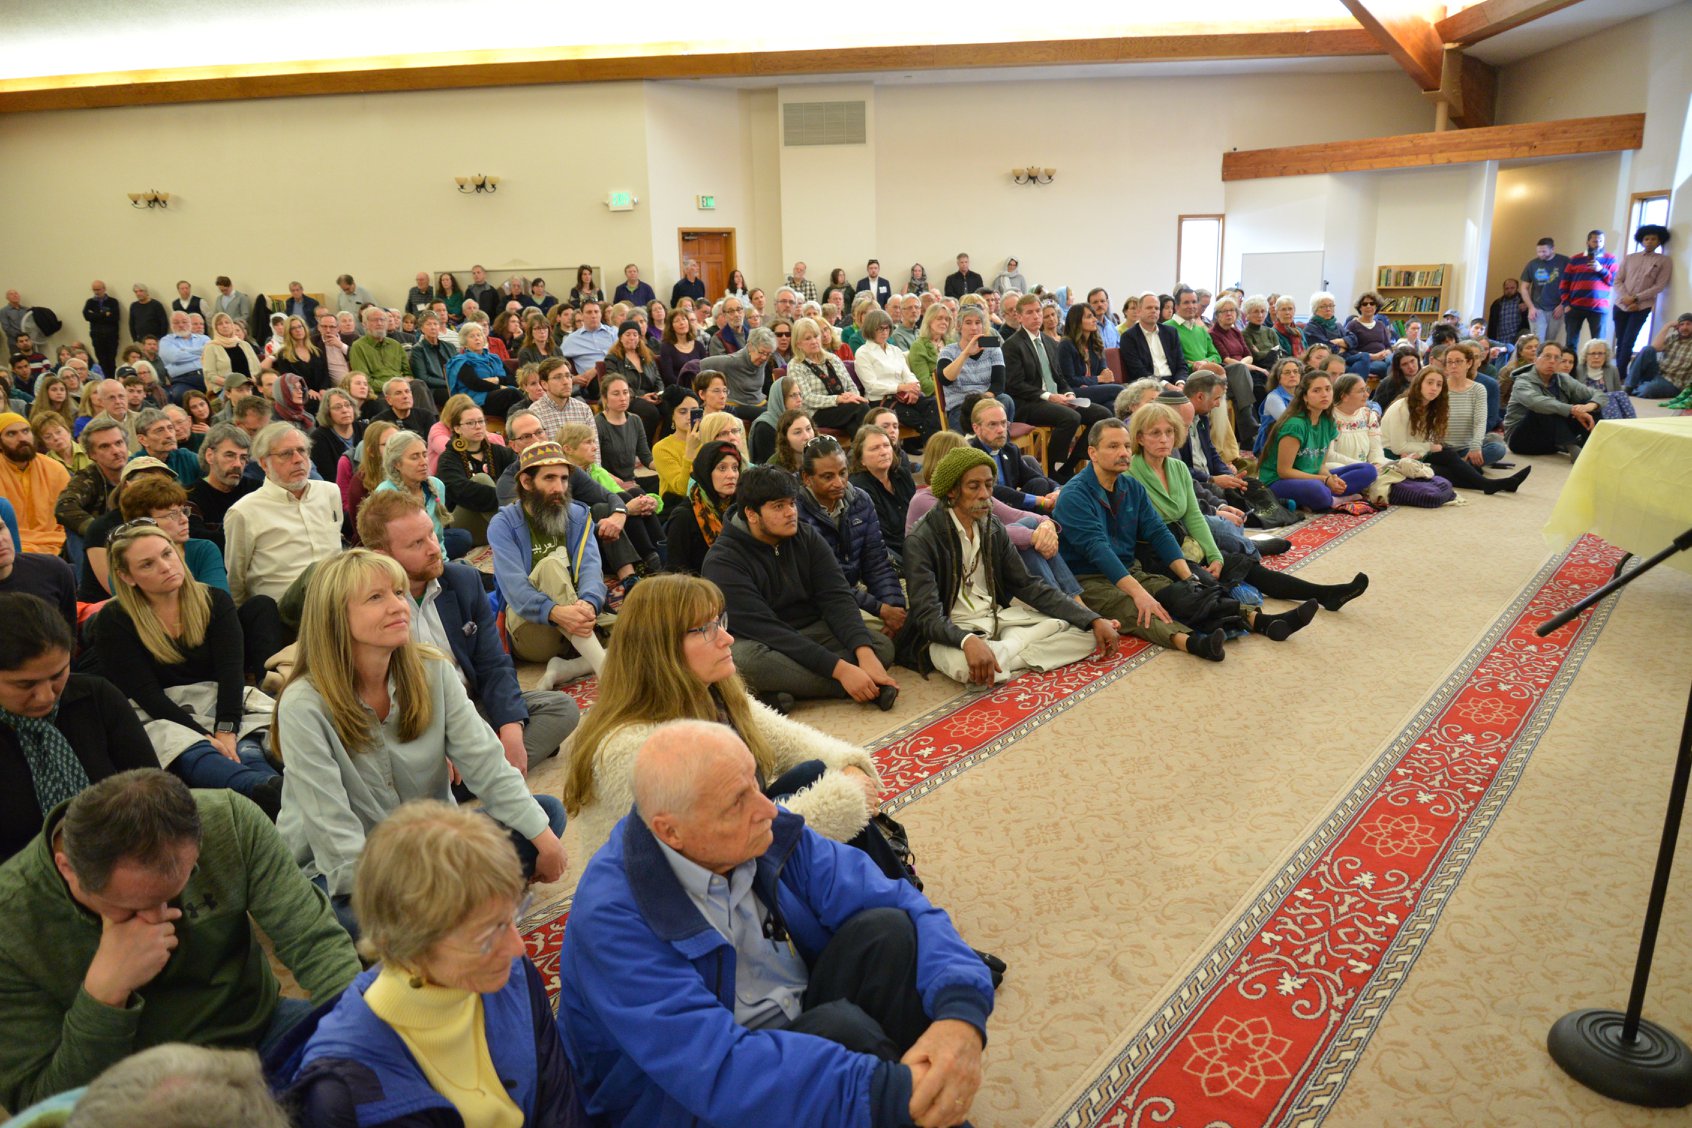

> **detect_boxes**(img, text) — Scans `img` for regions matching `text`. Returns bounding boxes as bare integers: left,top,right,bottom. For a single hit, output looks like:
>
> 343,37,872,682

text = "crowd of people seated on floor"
1,244,1682,1126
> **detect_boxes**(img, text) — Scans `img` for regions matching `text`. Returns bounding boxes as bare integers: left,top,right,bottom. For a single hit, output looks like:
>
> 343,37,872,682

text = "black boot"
1184,628,1227,662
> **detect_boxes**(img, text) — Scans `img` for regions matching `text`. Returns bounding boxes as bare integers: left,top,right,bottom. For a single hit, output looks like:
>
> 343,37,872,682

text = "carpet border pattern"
1049,533,1623,1128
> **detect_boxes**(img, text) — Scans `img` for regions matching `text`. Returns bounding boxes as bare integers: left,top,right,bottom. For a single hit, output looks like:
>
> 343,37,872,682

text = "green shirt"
346,334,412,391
1127,453,1220,562
1259,412,1338,484
906,337,940,396
0,791,360,1110
1165,317,1221,365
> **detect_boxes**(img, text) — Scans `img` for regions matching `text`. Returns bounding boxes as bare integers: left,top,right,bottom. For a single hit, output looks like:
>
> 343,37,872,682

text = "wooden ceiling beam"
0,28,1382,114
1435,0,1584,45
1427,46,1498,128
1221,112,1644,180
1339,0,1446,90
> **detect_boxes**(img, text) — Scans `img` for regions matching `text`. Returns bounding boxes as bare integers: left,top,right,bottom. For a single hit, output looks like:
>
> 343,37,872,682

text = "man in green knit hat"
900,445,1119,684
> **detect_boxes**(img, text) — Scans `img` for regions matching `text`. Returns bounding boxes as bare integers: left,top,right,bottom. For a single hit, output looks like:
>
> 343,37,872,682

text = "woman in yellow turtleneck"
279,802,588,1127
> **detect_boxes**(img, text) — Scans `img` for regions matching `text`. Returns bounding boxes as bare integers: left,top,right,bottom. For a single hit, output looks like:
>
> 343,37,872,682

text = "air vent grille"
782,101,867,146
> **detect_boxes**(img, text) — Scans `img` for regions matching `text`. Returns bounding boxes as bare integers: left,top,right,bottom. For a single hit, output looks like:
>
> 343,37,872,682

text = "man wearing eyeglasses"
0,769,359,1114
224,424,345,606
702,465,899,712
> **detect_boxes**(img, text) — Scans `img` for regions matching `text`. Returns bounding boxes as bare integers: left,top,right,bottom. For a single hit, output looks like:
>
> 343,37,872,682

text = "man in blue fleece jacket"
560,721,992,1127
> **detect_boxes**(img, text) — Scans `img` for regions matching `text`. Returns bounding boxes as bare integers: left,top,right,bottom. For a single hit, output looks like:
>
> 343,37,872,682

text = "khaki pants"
451,472,498,547
506,553,608,670
928,603,1096,684
1076,569,1191,650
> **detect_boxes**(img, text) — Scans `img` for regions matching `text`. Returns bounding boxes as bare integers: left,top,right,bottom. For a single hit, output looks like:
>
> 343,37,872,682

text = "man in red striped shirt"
1560,229,1618,352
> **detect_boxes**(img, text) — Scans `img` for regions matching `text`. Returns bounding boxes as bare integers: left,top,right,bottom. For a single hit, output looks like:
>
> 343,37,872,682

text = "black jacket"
1002,328,1074,404
1118,322,1191,383
898,506,1098,672
969,436,1051,510
437,441,515,514
943,270,984,300
855,277,893,307
0,676,157,861
129,299,169,342
432,561,530,729
82,295,121,338
700,515,875,678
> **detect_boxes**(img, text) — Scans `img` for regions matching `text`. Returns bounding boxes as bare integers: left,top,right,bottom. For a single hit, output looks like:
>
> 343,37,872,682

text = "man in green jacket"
0,769,360,1112
347,304,413,393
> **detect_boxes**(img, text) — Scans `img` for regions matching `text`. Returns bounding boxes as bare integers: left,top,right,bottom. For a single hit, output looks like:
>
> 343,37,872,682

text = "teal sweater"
0,791,361,1110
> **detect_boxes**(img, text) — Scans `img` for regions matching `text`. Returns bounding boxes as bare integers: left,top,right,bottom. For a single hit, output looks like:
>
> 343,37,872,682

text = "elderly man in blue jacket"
561,721,992,1128
358,488,580,772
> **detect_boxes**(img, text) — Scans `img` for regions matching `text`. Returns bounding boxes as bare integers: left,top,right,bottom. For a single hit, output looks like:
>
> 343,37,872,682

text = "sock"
545,655,595,687
1254,599,1318,641
1318,574,1369,612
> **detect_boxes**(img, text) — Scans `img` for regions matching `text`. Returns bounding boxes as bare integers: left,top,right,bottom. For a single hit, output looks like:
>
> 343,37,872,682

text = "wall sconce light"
1011,167,1056,186
456,174,501,195
128,190,170,209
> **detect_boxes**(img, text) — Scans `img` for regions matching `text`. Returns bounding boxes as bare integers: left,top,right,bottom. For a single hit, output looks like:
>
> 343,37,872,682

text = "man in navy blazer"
854,259,893,308
1002,295,1110,479
1118,291,1191,384
359,490,580,771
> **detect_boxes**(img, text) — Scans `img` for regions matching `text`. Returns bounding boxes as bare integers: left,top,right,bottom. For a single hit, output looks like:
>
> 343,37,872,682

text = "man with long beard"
488,440,608,689
0,412,70,554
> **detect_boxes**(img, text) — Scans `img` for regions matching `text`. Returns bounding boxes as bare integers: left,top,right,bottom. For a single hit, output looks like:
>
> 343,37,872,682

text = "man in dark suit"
1002,295,1109,479
358,489,580,772
1118,291,1191,385
854,259,893,308
82,280,122,378
943,253,985,300
966,396,1057,514
282,280,320,323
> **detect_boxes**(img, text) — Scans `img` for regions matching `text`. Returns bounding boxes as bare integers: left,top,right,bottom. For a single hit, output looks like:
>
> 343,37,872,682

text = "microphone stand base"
1549,1008,1692,1108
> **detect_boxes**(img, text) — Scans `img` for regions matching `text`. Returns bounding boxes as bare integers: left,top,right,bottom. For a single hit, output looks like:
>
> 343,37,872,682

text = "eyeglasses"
460,892,533,956
111,516,159,536
688,613,730,645
803,436,843,456
773,331,791,338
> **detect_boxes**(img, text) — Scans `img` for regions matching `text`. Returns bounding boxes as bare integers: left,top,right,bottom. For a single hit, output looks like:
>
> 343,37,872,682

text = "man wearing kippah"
900,446,1118,684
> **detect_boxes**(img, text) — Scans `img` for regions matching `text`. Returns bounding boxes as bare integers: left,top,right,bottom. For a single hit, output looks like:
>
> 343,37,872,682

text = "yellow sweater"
363,964,524,1128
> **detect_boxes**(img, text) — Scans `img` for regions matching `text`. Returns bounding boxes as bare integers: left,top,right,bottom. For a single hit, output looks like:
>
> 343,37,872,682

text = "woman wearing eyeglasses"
1343,291,1397,379
93,523,285,818
277,801,589,1128
274,550,567,936
561,574,880,866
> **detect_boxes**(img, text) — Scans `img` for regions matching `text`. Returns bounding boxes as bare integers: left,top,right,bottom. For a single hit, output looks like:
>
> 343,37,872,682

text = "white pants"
928,602,1095,684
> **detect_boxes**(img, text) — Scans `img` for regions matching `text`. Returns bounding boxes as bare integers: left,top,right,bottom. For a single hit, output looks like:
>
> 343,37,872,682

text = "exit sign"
697,195,716,210
606,190,636,212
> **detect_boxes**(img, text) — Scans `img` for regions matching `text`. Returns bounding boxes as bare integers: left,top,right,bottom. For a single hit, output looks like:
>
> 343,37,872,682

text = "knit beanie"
927,445,995,501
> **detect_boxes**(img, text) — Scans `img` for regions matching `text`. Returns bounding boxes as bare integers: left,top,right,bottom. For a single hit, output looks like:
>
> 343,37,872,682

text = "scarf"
800,356,844,396
2,702,91,816
689,441,739,547
755,375,791,435
689,482,725,547
211,329,239,348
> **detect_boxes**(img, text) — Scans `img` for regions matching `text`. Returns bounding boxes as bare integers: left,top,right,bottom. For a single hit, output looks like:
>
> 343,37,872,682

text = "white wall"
1486,154,1630,319
778,82,878,299
643,83,760,290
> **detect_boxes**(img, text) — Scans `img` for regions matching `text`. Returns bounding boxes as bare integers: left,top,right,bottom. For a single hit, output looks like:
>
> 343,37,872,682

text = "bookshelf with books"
1374,263,1450,332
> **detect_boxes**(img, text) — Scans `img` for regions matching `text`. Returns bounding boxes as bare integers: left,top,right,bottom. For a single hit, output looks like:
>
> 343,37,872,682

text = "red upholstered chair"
1104,347,1125,383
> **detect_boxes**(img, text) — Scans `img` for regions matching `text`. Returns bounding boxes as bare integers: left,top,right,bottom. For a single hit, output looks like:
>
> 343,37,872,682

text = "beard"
2,440,35,466
522,489,573,537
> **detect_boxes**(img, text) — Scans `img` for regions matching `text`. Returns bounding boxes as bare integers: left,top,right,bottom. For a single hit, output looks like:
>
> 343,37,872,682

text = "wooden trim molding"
1435,0,1584,45
1221,113,1645,180
0,29,1382,114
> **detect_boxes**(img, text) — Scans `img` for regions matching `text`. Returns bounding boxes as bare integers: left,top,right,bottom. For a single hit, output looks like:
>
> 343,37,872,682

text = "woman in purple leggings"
1258,369,1377,511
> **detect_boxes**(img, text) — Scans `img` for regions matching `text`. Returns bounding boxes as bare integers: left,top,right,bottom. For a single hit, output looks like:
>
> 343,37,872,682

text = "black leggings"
1425,447,1502,492
1239,557,1348,601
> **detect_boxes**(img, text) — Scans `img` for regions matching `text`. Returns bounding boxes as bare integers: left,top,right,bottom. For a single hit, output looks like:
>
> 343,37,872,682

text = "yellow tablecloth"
1543,417,1692,576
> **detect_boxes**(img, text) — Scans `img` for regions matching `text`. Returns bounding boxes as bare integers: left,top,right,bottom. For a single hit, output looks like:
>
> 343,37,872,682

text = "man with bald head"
561,720,992,1128
83,280,122,377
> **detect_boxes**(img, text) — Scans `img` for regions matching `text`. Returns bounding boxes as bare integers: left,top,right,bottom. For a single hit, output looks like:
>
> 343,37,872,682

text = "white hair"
1310,291,1337,311
1241,295,1270,318
633,720,743,824
66,1044,290,1128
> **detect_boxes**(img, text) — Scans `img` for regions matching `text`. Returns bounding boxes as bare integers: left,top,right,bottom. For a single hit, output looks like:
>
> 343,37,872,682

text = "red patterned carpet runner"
523,510,1388,990
1053,533,1624,1128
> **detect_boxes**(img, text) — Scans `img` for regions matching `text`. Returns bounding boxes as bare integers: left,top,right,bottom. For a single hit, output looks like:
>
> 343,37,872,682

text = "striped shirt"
1442,382,1487,450
1559,252,1618,313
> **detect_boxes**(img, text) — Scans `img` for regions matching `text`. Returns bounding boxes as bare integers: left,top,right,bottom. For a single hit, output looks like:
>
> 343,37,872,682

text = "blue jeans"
168,734,278,798
1448,441,1507,467
258,996,315,1056
1473,371,1502,433
1207,516,1261,560
1626,347,1681,398
442,526,473,560
945,392,1015,433
1012,517,1082,595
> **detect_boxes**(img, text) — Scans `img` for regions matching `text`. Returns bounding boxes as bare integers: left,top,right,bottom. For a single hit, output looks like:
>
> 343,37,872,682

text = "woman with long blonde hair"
561,574,880,863
273,549,566,931
96,524,284,815
338,418,398,535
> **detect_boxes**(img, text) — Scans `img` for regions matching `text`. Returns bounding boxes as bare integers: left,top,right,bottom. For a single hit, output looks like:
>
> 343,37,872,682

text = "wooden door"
679,229,736,301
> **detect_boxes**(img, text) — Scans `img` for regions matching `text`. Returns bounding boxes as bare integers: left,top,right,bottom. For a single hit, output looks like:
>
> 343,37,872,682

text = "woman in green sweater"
1128,402,1367,615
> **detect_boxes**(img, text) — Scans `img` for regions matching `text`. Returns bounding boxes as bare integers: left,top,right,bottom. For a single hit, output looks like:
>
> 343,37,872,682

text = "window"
1177,215,1225,300
1624,191,1670,349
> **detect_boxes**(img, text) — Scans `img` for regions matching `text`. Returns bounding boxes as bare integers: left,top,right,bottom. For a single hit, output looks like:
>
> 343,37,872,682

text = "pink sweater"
904,486,1052,547
1614,250,1671,314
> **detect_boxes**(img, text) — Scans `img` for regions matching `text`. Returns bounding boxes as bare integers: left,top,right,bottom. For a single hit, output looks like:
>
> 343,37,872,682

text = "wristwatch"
215,722,238,735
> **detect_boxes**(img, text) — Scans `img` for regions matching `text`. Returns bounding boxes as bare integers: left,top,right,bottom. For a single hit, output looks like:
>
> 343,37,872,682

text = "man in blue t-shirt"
1520,237,1569,346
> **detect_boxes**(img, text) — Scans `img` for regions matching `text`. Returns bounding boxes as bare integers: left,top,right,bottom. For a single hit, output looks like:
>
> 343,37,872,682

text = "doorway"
679,229,736,301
